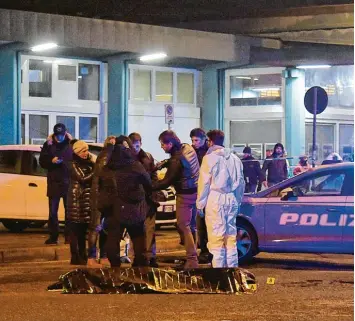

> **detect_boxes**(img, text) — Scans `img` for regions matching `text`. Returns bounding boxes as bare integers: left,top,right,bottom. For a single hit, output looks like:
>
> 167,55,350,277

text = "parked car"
0,144,176,232
237,162,354,263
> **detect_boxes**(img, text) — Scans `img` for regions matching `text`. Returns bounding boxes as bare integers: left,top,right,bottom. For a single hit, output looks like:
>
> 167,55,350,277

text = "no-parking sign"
165,104,174,124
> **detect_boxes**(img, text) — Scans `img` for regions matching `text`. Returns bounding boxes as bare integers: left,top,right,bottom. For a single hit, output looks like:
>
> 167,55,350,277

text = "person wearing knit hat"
73,140,89,158
67,140,96,265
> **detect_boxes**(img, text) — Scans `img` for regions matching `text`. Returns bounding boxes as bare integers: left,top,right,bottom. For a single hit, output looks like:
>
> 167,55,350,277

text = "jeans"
48,196,69,240
69,222,88,264
105,216,147,267
145,212,156,261
176,193,198,268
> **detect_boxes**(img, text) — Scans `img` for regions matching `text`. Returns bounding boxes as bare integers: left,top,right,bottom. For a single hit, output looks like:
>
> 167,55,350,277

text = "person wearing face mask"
261,143,288,188
67,140,96,265
39,123,73,245
293,155,311,176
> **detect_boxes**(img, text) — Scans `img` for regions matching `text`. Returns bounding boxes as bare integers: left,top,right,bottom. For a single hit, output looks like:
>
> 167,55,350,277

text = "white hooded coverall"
196,145,245,268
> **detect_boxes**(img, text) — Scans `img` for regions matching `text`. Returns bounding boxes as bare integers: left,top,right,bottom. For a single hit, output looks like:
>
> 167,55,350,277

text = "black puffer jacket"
109,146,152,224
89,144,116,229
67,154,95,223
152,143,199,194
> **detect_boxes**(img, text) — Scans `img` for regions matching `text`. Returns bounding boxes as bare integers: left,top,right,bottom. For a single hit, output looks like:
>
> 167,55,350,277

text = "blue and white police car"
237,162,354,263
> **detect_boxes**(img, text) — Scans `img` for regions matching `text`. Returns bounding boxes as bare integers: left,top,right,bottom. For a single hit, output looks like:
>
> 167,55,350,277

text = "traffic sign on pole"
304,86,328,167
165,104,174,129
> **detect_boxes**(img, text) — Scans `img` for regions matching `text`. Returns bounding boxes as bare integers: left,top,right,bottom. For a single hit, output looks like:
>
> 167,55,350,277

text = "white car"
0,145,176,232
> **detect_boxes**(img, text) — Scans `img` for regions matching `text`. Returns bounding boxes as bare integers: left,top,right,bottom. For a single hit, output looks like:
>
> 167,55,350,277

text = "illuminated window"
230,74,281,106
132,70,151,101
177,73,194,104
156,71,173,102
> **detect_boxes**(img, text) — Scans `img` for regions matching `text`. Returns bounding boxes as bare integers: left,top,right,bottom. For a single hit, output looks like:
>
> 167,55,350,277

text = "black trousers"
48,196,69,240
197,215,209,254
106,216,147,267
69,222,88,264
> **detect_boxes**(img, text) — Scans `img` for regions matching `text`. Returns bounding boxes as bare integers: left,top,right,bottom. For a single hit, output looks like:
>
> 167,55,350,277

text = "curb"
0,237,183,263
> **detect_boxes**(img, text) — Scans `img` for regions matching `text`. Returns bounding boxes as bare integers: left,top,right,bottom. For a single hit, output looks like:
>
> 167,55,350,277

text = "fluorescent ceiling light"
31,43,58,52
43,59,66,64
252,87,280,91
139,52,167,62
235,76,252,79
296,65,331,69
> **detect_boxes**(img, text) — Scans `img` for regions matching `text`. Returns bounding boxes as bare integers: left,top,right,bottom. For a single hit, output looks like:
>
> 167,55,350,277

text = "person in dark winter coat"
242,146,264,193
129,132,159,268
105,136,152,267
190,128,212,263
152,130,200,269
67,140,95,265
87,136,116,268
39,123,73,245
261,143,288,188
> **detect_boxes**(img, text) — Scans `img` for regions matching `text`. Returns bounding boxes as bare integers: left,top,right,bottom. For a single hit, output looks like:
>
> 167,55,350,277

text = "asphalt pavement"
0,253,353,321
0,224,353,321
0,223,183,263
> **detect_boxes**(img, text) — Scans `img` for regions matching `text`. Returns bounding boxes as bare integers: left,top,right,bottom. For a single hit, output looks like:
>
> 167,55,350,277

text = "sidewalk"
0,228,184,263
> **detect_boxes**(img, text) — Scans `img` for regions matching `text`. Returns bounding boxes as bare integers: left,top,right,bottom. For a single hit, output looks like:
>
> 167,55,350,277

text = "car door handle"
28,183,38,187
327,208,341,212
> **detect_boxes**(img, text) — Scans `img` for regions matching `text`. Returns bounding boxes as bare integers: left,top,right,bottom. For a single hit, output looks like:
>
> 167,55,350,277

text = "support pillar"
201,67,225,131
107,57,129,136
283,67,306,165
0,49,19,144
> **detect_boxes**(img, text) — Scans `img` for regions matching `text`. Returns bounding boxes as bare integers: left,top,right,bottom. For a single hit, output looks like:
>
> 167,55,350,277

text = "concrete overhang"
173,4,354,47
0,8,255,67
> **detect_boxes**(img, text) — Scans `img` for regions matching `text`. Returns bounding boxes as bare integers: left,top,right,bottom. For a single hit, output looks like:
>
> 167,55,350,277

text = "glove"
197,209,205,218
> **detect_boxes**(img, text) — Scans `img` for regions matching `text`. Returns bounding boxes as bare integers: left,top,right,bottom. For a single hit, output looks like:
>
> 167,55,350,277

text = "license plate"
164,205,173,212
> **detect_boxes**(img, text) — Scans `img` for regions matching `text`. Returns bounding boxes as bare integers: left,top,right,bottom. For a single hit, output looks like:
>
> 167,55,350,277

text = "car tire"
2,220,29,233
236,219,258,264
29,221,47,228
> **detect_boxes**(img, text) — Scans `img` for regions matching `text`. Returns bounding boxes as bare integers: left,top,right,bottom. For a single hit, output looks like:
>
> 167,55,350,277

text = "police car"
0,144,176,232
237,162,354,263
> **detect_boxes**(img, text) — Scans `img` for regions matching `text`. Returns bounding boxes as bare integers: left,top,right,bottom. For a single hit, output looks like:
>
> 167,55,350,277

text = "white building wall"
20,54,107,143
128,64,201,161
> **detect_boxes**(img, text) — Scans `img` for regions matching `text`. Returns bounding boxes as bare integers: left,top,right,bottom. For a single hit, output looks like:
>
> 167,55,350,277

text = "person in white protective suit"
196,130,245,268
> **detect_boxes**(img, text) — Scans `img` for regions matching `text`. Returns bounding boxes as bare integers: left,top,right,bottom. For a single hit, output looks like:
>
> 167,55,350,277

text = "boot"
149,258,159,268
87,258,102,268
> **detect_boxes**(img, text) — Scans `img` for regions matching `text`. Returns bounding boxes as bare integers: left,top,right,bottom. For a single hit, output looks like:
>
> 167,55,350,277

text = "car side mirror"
281,190,297,201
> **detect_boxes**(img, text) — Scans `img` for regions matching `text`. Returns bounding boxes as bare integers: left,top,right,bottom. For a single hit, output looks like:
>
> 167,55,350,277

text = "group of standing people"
241,143,289,193
39,123,246,269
